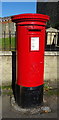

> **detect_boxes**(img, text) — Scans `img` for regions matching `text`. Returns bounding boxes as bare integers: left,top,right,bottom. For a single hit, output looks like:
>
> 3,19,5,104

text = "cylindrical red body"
17,25,45,87
11,13,50,107
12,13,49,87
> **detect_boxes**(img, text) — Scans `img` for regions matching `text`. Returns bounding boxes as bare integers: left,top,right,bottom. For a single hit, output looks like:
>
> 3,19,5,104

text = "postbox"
11,13,50,108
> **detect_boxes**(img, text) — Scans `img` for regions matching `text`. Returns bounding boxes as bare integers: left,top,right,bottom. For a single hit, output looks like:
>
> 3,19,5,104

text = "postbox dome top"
11,13,50,23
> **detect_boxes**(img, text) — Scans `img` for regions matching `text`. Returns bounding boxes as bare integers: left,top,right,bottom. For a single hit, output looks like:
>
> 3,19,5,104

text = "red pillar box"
11,13,50,108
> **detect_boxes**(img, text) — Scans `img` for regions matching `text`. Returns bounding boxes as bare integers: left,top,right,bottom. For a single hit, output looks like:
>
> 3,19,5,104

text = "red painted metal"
11,13,50,87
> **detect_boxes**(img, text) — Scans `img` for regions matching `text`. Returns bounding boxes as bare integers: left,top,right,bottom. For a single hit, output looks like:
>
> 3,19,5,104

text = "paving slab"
2,93,57,119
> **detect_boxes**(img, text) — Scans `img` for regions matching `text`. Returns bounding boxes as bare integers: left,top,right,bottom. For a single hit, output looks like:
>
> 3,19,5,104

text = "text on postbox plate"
31,37,39,51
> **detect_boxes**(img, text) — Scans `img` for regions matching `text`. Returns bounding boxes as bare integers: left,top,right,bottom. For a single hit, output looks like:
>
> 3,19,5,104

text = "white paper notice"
31,37,39,51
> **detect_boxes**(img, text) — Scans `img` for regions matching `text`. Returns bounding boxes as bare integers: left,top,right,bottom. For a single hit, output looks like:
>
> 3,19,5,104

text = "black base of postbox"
15,84,43,108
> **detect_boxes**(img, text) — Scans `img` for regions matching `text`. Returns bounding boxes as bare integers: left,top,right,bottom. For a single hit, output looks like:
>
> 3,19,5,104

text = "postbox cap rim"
11,13,50,22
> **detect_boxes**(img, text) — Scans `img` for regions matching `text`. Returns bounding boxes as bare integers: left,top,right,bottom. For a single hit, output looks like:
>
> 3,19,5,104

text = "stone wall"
0,51,58,86
44,52,58,81
0,51,12,86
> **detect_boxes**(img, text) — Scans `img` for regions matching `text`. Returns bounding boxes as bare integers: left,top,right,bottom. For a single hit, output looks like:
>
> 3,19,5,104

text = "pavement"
0,95,2,120
1,88,58,119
